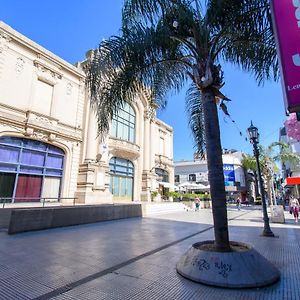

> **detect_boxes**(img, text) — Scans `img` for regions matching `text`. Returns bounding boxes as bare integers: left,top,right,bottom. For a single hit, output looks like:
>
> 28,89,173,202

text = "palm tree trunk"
202,90,230,252
243,168,250,201
254,171,260,197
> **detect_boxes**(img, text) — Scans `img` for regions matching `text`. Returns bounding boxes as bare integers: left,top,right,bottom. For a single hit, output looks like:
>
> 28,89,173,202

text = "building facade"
0,22,174,205
174,150,247,198
279,125,300,196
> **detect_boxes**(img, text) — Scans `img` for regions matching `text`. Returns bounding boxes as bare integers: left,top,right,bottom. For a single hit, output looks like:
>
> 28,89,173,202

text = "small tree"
260,142,300,203
241,154,259,201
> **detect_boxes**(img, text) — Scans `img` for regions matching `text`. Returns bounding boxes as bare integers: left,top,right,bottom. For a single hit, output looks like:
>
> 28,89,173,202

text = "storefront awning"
158,182,176,189
284,177,300,187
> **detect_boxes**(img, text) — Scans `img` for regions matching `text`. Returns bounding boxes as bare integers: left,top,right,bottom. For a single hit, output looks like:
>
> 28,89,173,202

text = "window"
0,137,64,202
111,102,135,143
32,80,53,116
159,137,165,155
189,174,196,182
109,157,134,202
175,175,180,183
155,168,169,182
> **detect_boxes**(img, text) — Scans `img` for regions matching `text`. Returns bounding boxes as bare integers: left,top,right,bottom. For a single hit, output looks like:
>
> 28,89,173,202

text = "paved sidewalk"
0,207,299,299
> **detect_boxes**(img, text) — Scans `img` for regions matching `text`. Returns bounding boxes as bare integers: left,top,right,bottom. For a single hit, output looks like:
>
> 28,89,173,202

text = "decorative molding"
66,82,73,95
25,111,58,134
34,115,57,126
0,122,23,133
0,31,12,53
34,61,62,85
159,128,167,135
15,57,25,74
24,127,57,143
108,138,140,161
32,130,48,142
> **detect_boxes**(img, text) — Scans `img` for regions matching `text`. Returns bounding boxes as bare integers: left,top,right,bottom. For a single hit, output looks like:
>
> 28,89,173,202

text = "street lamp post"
247,121,275,237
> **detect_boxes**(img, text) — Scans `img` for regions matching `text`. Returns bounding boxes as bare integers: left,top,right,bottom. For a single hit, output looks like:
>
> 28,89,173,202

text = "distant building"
174,150,247,199
279,125,300,196
0,21,174,205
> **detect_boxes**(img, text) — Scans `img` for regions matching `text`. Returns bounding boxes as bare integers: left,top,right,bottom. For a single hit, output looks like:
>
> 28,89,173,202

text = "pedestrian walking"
194,197,200,211
236,197,241,211
289,197,300,223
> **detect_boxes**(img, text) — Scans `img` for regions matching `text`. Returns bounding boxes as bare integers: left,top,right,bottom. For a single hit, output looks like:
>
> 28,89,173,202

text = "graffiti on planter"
191,258,210,271
215,261,232,278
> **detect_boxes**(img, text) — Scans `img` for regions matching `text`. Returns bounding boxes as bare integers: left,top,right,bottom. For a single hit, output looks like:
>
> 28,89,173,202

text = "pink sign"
271,0,300,112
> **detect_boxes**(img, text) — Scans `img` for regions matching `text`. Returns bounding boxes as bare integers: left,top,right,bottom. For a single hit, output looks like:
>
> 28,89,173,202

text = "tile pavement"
0,206,299,299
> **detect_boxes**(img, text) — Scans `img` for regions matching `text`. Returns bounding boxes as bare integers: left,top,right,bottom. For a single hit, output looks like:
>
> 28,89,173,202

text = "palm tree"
241,154,259,202
260,142,300,203
87,0,278,252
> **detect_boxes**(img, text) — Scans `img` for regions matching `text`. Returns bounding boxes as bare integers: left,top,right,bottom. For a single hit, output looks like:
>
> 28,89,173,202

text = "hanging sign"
271,0,300,112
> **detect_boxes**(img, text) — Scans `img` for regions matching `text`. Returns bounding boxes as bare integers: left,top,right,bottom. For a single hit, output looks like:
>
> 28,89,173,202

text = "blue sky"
0,1,286,161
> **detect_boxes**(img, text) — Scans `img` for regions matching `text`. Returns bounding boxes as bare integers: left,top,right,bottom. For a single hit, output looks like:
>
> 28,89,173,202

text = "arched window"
189,174,196,182
155,168,169,182
111,102,136,143
109,157,134,202
0,137,64,202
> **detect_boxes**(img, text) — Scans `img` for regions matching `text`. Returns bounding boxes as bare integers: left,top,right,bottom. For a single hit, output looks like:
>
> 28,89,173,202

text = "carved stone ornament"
34,61,62,85
0,31,12,53
66,82,73,95
15,57,25,74
34,115,56,126
145,104,156,121
32,130,48,142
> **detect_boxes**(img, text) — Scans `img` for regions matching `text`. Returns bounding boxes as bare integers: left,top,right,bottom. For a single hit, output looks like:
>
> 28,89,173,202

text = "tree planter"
177,241,280,288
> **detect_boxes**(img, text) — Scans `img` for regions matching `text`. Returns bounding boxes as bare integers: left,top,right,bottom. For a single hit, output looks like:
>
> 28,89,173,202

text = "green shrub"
166,191,180,198
151,191,159,199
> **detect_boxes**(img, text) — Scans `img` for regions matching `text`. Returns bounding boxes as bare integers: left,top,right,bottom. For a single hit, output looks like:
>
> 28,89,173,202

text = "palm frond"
87,21,192,137
122,0,195,28
206,0,278,84
241,154,257,171
185,83,205,157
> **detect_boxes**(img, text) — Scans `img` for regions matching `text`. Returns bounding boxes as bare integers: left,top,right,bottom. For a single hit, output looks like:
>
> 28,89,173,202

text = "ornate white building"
174,150,247,198
0,21,174,205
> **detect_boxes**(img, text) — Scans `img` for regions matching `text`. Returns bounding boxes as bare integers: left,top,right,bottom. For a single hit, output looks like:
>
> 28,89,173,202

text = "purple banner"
271,0,300,112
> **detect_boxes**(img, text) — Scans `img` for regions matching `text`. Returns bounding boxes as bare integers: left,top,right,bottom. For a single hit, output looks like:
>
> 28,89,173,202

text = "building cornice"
0,21,85,79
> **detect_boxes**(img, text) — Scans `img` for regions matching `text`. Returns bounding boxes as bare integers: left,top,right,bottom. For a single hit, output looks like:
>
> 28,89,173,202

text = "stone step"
142,202,188,216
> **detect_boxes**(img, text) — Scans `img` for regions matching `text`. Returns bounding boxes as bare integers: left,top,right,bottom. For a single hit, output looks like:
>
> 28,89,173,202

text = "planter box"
270,205,285,223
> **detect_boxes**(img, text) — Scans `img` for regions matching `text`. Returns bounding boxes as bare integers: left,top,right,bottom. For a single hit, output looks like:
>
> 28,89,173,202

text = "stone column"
143,117,150,171
75,104,113,204
150,120,156,168
84,106,97,162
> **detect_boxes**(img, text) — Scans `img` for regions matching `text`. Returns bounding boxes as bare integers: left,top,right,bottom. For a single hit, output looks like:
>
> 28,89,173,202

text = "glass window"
21,150,45,166
0,164,17,172
0,137,65,202
109,157,134,201
155,168,169,182
0,173,15,200
42,177,61,200
45,169,63,176
20,166,43,174
45,154,63,169
189,174,196,182
15,174,42,202
0,137,22,146
22,139,47,151
0,145,19,163
175,175,180,183
48,145,64,155
111,102,136,143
